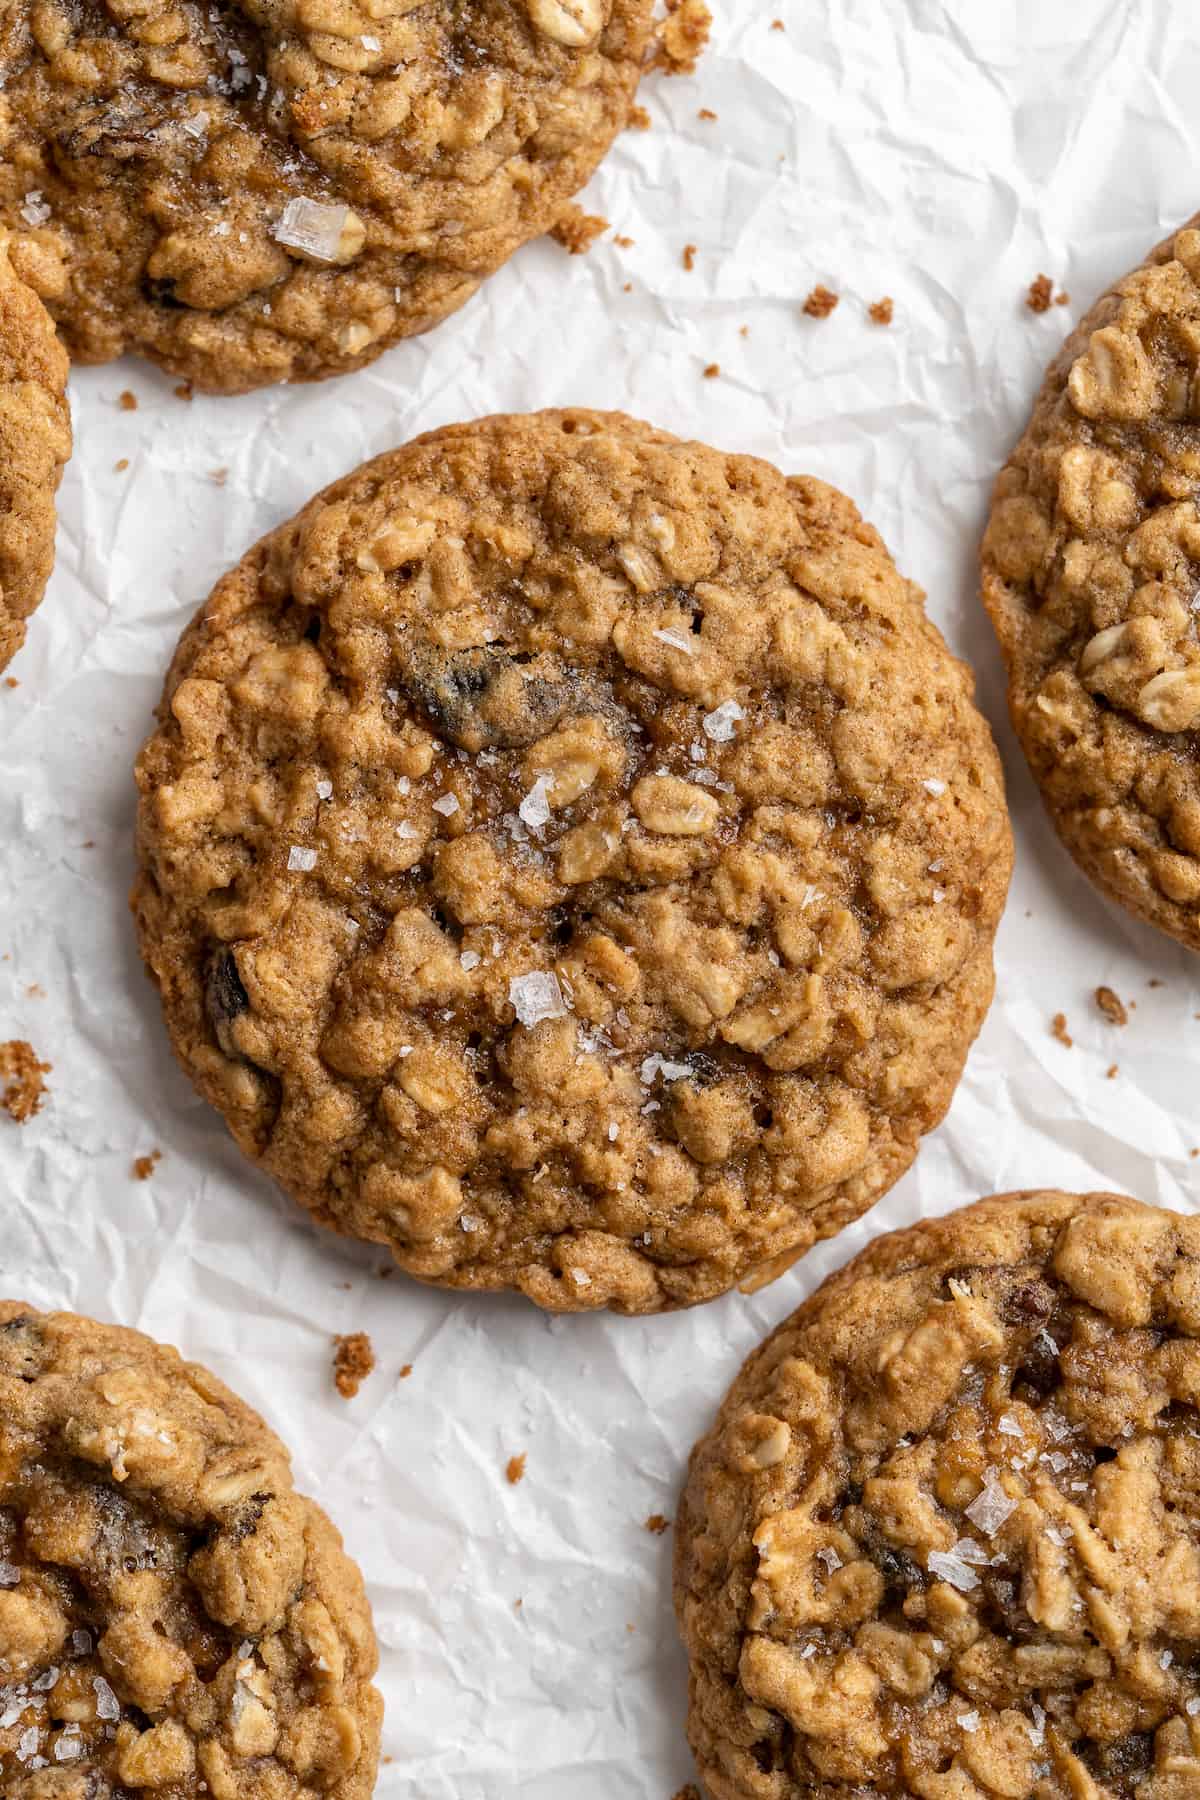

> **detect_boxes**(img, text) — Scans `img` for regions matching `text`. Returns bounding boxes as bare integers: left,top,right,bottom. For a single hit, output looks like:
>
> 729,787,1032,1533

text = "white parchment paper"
4,2,1200,1791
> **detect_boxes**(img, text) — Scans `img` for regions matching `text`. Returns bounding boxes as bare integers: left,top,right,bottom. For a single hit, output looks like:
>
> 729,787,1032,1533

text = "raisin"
205,951,250,1057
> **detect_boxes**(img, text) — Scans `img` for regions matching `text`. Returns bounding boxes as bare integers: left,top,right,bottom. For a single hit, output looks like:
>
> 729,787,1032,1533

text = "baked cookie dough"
983,219,1200,950
0,1301,381,1797
132,408,1011,1314
0,236,70,675
675,1190,1200,1800
0,0,653,393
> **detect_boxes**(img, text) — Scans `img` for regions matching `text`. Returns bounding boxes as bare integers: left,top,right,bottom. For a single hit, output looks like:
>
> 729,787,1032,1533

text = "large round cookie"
132,408,1011,1314
675,1190,1200,1800
0,1302,382,1797
0,236,70,675
982,220,1200,951
0,0,652,394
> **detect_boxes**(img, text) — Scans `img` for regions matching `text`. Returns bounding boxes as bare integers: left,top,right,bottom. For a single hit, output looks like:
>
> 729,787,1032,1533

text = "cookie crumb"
209,467,229,487
1094,985,1128,1026
114,458,129,472
4,677,18,689
614,234,635,249
0,1040,51,1122
698,107,717,121
702,362,720,378
1025,274,1055,313
399,1362,413,1379
645,1513,671,1535
622,281,633,292
1055,290,1070,306
1107,1064,1119,1079
332,1331,376,1398
682,243,697,272
550,204,609,255
803,284,839,319
868,296,894,326
649,0,712,74
118,389,138,412
628,103,651,130
174,382,193,402
132,1149,162,1180
505,1453,527,1486
1148,977,1165,988
770,17,785,27
1050,1012,1072,1048
1192,1148,1199,1159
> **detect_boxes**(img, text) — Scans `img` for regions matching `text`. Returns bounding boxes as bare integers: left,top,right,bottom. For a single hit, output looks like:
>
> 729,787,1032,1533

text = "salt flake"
274,197,353,263
509,972,569,1027
927,1549,979,1592
923,777,947,796
965,1470,1016,1536
93,1677,120,1722
432,793,460,816
460,950,481,972
652,627,694,655
997,1411,1024,1437
702,699,744,742
287,845,317,872
519,776,554,832
957,1710,980,1733
315,778,333,800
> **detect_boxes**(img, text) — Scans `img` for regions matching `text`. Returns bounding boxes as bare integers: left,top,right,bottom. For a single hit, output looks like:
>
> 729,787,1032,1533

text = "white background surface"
4,1,1200,1792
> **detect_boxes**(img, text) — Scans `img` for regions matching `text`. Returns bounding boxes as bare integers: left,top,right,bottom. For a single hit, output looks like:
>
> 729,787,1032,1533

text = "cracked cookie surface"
132,408,1011,1314
0,0,651,393
675,1190,1200,1800
0,1302,381,1799
0,236,70,674
982,217,1200,950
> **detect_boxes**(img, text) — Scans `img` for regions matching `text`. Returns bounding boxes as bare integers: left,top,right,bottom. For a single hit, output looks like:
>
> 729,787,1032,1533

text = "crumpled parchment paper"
3,2,1198,1792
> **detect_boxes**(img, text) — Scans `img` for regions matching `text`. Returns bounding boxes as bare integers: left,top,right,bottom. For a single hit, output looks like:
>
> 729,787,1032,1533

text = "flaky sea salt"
927,1549,979,1592
509,972,568,1027
71,1630,92,1656
396,821,418,839
923,777,947,796
274,197,353,263
997,1411,1023,1437
93,1677,120,1722
1161,1649,1174,1669
315,778,333,800
432,793,459,816
951,1537,990,1566
1187,1697,1200,1717
181,109,210,138
640,1053,693,1084
957,1710,980,1733
702,699,744,742
360,32,381,48
460,950,481,972
20,191,50,227
652,627,694,655
519,776,554,831
815,1546,842,1574
0,1560,18,1589
287,845,317,872
54,1726,82,1763
1029,1703,1046,1744
965,1469,1016,1536
17,1724,39,1760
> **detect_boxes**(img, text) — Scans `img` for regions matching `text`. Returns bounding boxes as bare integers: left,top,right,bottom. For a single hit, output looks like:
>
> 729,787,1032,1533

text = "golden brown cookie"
675,1190,1200,1800
982,218,1200,951
132,408,1011,1314
1,0,653,394
0,236,70,675
0,1301,382,1798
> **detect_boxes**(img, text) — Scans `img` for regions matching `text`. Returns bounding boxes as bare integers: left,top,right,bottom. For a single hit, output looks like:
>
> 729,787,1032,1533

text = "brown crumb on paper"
506,1453,527,1486
132,1149,162,1181
114,458,129,473
118,389,138,412
332,1331,376,1398
174,382,193,402
1107,1063,1119,1079
803,284,839,319
614,234,635,249
645,1513,671,1535
4,677,17,689
399,1362,413,1378
698,107,717,121
1026,274,1067,314
682,243,697,272
770,17,785,28
550,204,609,255
702,362,720,379
628,103,651,130
1148,977,1165,988
209,467,229,487
868,296,894,326
1051,1012,1073,1048
0,1040,51,1123
648,0,712,74
1095,985,1128,1026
